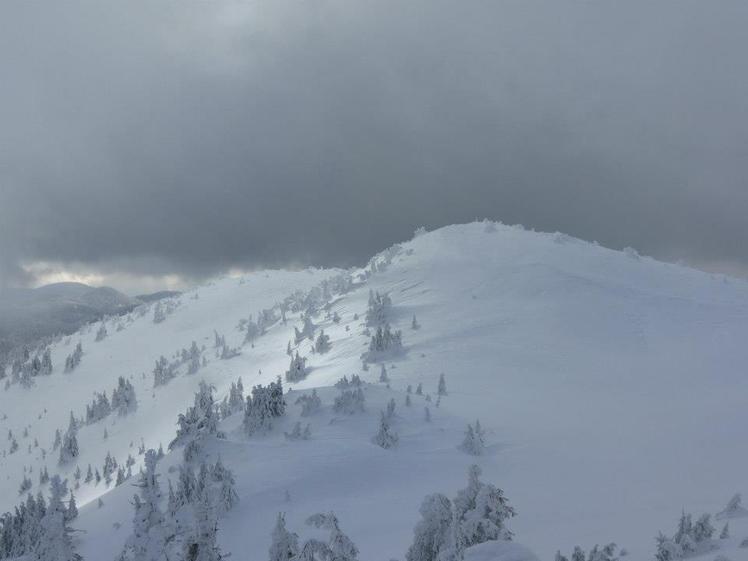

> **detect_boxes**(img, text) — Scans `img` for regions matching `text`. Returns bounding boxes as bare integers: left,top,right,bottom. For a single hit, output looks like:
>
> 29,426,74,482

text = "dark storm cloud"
2,0,748,291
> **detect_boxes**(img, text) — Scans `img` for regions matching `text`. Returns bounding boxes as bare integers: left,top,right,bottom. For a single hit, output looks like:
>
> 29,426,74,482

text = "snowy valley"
2,222,748,561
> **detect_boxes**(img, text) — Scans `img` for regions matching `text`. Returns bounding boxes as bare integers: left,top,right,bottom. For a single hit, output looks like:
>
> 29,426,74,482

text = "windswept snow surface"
2,222,748,561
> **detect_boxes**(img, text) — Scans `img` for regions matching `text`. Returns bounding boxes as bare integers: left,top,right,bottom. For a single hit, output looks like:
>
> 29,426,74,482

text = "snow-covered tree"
333,388,366,415
35,476,80,561
170,382,221,461
379,364,390,383
111,376,137,415
412,314,420,330
438,374,447,396
119,449,172,561
58,422,79,466
64,343,83,373
314,330,331,354
244,378,286,436
153,302,166,324
366,290,392,327
182,491,223,561
459,421,485,456
295,389,322,416
302,512,359,561
365,324,403,361
294,315,316,344
285,352,309,383
269,513,299,561
452,464,515,549
406,493,454,561
95,323,108,342
373,411,398,449
153,356,177,387
285,421,312,441
717,493,748,520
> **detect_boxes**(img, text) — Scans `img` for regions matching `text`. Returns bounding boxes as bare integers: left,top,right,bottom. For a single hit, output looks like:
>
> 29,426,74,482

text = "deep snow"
2,222,748,561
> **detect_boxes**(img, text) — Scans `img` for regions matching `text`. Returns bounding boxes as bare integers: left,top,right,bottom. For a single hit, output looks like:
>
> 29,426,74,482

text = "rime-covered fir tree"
119,449,171,561
406,493,454,561
314,330,332,354
35,476,80,561
460,421,485,456
373,411,399,449
438,374,447,396
285,352,309,383
269,513,299,561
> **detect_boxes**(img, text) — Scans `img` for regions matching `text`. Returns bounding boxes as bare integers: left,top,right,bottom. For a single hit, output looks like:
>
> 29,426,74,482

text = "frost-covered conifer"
95,323,108,342
244,378,286,435
720,523,730,539
717,493,748,520
269,513,299,561
302,512,359,561
296,389,322,416
65,493,78,522
64,343,83,373
285,352,309,383
111,376,137,415
406,493,453,561
294,315,316,344
153,302,166,324
170,382,220,461
366,290,392,327
365,324,403,360
333,388,366,415
373,411,399,449
379,364,390,383
452,464,515,548
119,449,171,561
412,315,420,330
459,421,485,456
438,374,447,396
35,476,80,561
416,383,423,396
314,330,332,354
182,490,223,561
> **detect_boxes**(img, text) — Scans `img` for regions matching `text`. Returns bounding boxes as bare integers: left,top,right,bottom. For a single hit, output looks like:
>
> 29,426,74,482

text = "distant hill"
0,283,179,358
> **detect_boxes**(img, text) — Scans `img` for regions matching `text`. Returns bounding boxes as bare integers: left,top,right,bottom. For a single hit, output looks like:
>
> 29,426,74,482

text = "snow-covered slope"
2,222,748,561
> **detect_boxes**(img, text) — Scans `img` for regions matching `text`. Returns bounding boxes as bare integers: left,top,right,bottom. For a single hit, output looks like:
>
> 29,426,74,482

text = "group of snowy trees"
58,414,80,466
295,389,322,416
268,511,359,561
406,464,515,561
154,342,208,388
285,352,309,383
153,355,178,387
111,376,138,415
294,315,316,345
556,543,622,561
95,322,108,342
170,382,222,461
365,290,392,326
64,343,83,373
0,476,80,561
117,450,238,561
460,420,486,456
7,347,55,387
333,386,366,415
365,324,404,361
244,378,286,435
313,330,331,354
655,511,719,561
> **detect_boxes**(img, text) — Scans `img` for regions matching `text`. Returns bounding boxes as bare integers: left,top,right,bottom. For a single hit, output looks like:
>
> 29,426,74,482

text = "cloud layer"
2,1,748,292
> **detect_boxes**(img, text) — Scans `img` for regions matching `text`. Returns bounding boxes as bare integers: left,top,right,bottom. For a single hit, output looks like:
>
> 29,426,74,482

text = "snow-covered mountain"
0,283,138,359
2,222,748,561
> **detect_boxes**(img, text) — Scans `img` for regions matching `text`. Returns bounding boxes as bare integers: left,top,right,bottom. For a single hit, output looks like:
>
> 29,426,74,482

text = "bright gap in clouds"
23,262,190,296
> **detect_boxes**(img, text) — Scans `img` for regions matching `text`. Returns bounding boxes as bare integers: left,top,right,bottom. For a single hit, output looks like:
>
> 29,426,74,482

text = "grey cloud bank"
2,0,747,292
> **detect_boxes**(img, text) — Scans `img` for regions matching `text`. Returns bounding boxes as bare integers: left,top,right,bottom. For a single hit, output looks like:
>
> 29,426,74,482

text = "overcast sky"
1,1,747,294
